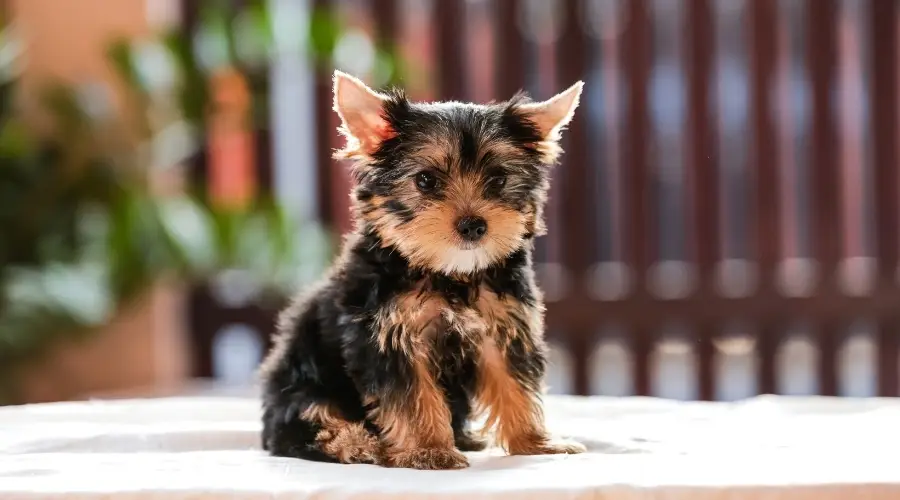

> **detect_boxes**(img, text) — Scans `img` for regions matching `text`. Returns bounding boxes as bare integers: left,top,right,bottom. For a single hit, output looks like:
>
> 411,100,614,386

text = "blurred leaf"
373,48,404,88
107,38,147,96
156,196,218,273
195,2,234,72
309,6,342,65
161,29,209,125
233,1,274,69
40,83,90,138
0,118,33,158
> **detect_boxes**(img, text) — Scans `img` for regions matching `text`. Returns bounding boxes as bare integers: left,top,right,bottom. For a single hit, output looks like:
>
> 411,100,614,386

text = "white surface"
2,395,900,499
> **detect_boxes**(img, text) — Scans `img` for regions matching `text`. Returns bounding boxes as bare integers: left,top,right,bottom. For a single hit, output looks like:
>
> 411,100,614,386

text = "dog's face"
333,71,582,274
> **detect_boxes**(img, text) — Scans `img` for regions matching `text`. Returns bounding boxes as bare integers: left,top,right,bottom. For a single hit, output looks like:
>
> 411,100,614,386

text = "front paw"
455,430,488,452
388,447,469,470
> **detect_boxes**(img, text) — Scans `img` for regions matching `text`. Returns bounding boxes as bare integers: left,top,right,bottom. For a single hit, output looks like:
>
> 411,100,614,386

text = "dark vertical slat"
255,128,273,195
632,331,652,396
872,0,899,281
750,0,780,286
558,0,591,271
757,325,778,394
807,0,839,396
179,0,199,31
372,0,398,51
749,0,780,397
871,0,899,280
871,0,899,397
434,0,465,100
687,0,718,287
188,287,215,378
877,321,899,397
494,0,525,99
696,328,715,400
624,0,653,286
817,327,838,396
371,0,399,94
686,0,717,400
569,342,594,396
569,335,591,396
808,0,840,283
313,0,335,226
557,0,592,395
624,0,653,396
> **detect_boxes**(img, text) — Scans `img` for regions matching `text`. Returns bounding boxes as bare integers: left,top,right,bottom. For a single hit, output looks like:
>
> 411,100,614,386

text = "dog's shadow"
579,439,650,454
470,439,649,471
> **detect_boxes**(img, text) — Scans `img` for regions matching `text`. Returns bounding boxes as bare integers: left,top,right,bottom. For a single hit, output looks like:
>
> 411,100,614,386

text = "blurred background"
0,0,897,405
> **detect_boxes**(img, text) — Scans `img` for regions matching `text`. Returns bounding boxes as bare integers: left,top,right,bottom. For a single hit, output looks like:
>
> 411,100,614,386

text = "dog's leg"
301,403,383,464
476,339,586,456
369,353,468,469
446,380,488,452
339,292,469,470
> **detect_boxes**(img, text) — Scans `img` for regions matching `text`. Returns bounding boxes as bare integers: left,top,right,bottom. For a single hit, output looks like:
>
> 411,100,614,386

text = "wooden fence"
184,0,900,399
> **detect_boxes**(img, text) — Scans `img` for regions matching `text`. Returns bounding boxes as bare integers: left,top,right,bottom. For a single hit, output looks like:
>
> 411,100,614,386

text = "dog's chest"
371,272,534,362
391,283,515,345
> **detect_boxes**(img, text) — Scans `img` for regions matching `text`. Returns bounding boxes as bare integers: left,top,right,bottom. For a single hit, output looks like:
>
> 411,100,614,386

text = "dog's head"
333,71,582,274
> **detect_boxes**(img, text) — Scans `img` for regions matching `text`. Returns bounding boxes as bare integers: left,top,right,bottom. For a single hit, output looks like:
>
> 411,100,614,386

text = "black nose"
456,216,487,242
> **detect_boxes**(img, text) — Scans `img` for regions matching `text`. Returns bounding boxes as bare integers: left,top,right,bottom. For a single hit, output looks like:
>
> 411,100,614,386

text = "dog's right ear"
333,71,395,158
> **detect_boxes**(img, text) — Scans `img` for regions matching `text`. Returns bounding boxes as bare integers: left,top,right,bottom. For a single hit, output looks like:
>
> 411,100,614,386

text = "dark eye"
415,171,439,192
490,175,507,189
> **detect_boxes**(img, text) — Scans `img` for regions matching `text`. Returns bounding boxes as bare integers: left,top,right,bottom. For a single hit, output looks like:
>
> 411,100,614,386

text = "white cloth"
1,395,899,499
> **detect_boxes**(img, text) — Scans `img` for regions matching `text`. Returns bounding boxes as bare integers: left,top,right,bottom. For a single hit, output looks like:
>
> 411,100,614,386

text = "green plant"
0,1,400,404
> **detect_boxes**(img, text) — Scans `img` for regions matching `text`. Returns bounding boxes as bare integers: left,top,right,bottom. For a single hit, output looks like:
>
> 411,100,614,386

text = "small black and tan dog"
260,71,585,469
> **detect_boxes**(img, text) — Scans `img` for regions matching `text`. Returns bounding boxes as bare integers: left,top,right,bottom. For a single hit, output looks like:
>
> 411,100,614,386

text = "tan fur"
301,403,382,464
373,355,468,469
476,286,544,348
410,134,456,167
474,341,545,451
371,287,445,356
529,201,548,237
474,341,585,456
378,357,454,450
370,283,503,357
386,447,468,470
441,306,488,338
301,402,344,427
480,139,528,165
315,424,382,464
534,140,564,165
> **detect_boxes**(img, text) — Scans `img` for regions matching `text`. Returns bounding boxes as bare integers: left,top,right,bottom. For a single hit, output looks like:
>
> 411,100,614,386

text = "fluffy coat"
260,72,585,469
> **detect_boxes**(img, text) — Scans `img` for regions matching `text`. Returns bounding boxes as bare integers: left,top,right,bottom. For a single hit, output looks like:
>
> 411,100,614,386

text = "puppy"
260,71,585,469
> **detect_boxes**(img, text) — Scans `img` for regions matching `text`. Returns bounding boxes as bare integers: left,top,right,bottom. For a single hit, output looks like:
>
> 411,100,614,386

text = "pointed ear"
518,81,584,141
333,70,394,158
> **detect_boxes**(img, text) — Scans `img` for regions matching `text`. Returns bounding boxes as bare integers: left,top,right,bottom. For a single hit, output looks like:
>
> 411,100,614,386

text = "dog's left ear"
519,81,584,141
333,70,395,158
